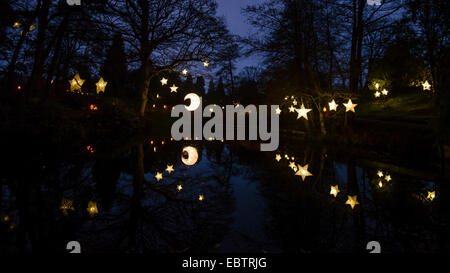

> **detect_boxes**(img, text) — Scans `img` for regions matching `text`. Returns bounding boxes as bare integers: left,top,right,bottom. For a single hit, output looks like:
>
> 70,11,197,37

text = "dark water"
0,135,449,253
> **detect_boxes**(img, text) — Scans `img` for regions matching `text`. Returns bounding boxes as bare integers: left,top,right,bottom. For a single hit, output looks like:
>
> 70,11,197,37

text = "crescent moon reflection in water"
181,146,198,166
184,93,201,111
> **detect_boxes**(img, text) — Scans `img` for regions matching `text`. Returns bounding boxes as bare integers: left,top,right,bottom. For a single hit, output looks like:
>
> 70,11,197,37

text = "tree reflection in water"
0,136,449,253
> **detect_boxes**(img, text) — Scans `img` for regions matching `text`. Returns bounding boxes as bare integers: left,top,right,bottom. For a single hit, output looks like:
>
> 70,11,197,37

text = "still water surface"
0,135,448,253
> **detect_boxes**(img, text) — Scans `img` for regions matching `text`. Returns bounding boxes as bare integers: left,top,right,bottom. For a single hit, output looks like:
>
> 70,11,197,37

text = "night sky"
216,0,263,73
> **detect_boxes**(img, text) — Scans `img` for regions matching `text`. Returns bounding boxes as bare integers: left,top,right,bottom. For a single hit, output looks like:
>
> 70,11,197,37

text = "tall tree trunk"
139,62,151,117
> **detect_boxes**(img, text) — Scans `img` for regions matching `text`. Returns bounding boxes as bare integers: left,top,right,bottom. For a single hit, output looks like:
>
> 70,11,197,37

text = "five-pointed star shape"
170,84,178,93
385,175,391,182
343,99,357,113
275,154,282,162
166,165,174,174
177,185,183,191
289,106,296,112
292,99,298,106
328,100,338,111
155,172,163,181
345,195,360,209
374,91,381,98
203,61,209,67
289,162,296,169
377,170,384,177
427,191,435,201
295,164,313,181
199,194,205,201
423,81,431,91
330,185,340,197
96,77,107,94
276,107,282,115
296,104,312,120
160,78,168,85
381,89,389,96
69,74,85,91
182,69,188,75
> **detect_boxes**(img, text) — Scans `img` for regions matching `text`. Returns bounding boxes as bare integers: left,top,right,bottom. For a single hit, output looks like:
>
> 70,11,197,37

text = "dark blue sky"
216,0,263,73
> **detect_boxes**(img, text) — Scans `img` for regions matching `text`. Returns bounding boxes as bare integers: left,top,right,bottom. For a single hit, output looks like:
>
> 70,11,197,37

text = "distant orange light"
170,137,174,141
150,140,154,145
153,104,156,108
323,107,327,112
90,104,98,111
17,85,22,90
163,105,167,109
161,141,165,145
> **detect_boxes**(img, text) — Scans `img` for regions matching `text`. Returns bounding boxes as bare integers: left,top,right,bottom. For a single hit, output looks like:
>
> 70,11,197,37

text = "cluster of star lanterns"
281,96,357,120
68,74,108,95
60,198,99,216
275,151,361,210
376,170,392,188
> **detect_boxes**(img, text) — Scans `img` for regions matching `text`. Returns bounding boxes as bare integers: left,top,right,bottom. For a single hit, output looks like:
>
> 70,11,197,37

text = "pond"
0,134,448,253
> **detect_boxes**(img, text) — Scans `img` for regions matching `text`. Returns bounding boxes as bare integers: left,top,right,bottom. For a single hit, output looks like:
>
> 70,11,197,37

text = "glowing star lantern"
13,22,21,28
374,91,381,98
60,198,75,215
276,107,282,115
345,195,360,209
203,61,209,67
90,104,98,111
160,78,168,86
69,73,85,92
381,89,389,96
199,194,205,201
184,93,200,111
296,104,312,120
375,83,380,90
29,24,35,31
182,69,188,75
328,100,338,111
427,191,436,201
343,99,357,113
275,154,282,162
170,84,178,93
155,172,163,181
330,185,340,197
385,175,391,182
96,77,107,94
378,181,383,188
292,99,298,106
289,162,296,169
377,171,384,178
289,106,296,113
422,81,431,91
177,185,183,191
295,164,313,181
166,165,174,174
87,201,98,216
182,146,198,166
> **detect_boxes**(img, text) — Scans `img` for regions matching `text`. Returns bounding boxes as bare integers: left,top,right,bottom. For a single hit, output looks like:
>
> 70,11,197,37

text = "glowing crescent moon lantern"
184,93,201,112
181,146,198,166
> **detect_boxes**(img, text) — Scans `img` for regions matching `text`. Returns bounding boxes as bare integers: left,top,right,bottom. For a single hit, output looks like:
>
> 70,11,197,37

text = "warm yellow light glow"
374,91,381,98
182,146,198,166
161,78,168,85
385,175,391,182
199,194,205,201
2,215,9,222
422,81,431,91
60,198,74,214
13,22,21,28
29,24,35,31
292,99,298,106
96,77,107,94
289,162,296,169
170,84,178,93
295,164,313,181
381,89,389,96
184,93,200,111
323,107,327,112
182,69,188,75
177,185,183,191
69,74,85,92
276,107,282,115
275,154,282,162
87,201,98,216
203,61,209,67
155,172,163,181
295,104,311,120
378,181,383,188
90,104,98,111
343,99,357,113
377,171,384,178
328,100,338,111
166,165,174,174
427,191,436,201
345,195,360,209
375,83,380,90
330,185,340,197
289,106,295,112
